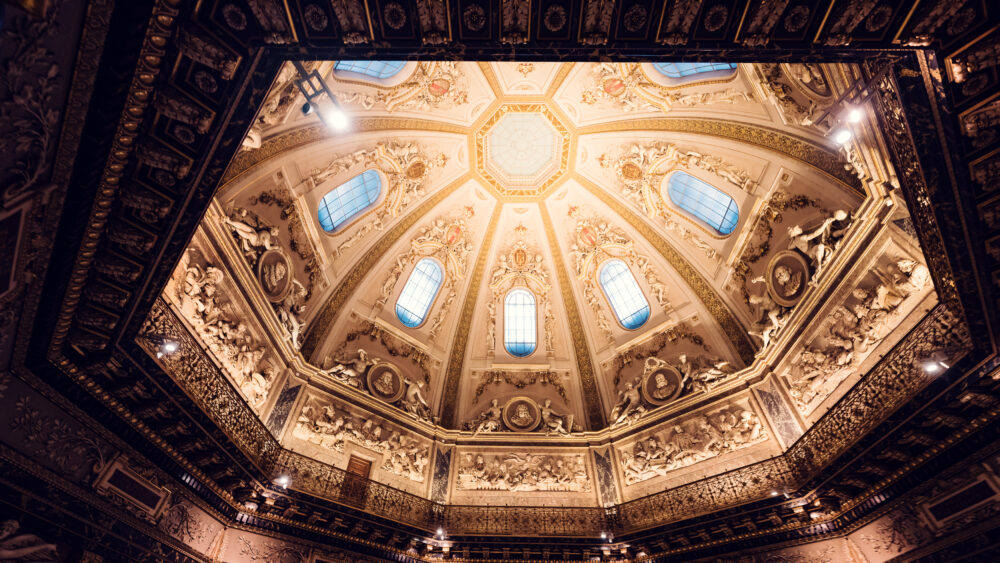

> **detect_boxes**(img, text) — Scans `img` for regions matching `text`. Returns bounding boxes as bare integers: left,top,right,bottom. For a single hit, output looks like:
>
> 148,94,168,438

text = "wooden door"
341,455,371,506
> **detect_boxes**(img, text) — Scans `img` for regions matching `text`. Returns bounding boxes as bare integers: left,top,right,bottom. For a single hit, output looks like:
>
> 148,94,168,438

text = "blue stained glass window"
396,259,443,328
599,260,650,330
504,289,537,357
317,170,382,232
653,62,737,79
667,172,740,235
334,60,407,80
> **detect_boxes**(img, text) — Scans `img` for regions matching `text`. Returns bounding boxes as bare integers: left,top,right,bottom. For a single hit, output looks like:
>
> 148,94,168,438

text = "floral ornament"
783,5,810,32
303,4,329,31
623,5,648,33
0,1,62,203
543,4,567,32
703,4,729,32
383,2,407,30
463,3,487,31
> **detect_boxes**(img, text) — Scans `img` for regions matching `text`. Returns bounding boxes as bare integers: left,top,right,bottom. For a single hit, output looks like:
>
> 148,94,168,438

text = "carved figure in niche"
223,208,279,262
618,406,767,484
774,265,801,296
471,399,503,435
485,299,497,352
610,381,645,427
651,371,675,400
511,404,533,427
540,399,574,435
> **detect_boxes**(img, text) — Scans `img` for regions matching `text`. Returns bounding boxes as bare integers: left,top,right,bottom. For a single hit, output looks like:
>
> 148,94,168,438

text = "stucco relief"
618,403,767,485
319,349,435,424
786,257,933,413
376,207,475,316
757,63,835,128
169,249,276,410
486,224,554,355
455,452,591,492
581,63,754,114
308,141,447,258
291,394,430,483
567,206,673,343
222,208,308,349
332,62,470,113
746,208,853,355
598,143,735,260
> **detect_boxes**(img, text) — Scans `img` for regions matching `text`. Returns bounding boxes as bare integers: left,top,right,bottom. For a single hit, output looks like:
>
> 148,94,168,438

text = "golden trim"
539,202,606,430
440,203,503,427
300,172,472,359
477,61,503,98
474,103,572,198
574,173,756,364
576,117,863,194
546,62,575,97
220,119,469,187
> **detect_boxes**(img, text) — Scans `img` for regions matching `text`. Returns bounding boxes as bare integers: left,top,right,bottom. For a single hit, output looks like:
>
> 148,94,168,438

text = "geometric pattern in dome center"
476,103,570,198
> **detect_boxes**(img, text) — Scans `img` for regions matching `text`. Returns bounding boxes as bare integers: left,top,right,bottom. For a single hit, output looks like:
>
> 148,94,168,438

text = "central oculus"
488,113,556,176
476,104,570,198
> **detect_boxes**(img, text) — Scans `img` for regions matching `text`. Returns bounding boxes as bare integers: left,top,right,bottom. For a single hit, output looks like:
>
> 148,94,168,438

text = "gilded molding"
540,203,606,430
220,118,469,187
574,173,756,364
300,172,472,360
576,117,862,194
440,203,503,427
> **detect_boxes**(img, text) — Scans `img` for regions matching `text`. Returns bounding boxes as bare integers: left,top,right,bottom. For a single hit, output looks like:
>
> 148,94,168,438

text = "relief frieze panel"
784,255,934,414
291,393,431,484
618,400,768,486
455,451,592,493
166,247,278,411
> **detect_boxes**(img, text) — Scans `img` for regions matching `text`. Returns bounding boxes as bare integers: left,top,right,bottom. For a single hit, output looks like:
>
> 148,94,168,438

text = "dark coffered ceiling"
4,0,1000,561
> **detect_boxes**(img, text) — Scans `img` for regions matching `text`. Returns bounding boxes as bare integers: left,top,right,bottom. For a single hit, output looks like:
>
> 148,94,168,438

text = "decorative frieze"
455,452,591,492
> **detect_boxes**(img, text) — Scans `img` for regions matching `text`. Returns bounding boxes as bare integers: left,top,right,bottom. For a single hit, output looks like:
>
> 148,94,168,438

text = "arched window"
653,62,737,79
395,259,443,328
504,289,537,357
666,172,739,235
317,170,382,232
333,60,406,80
599,260,650,330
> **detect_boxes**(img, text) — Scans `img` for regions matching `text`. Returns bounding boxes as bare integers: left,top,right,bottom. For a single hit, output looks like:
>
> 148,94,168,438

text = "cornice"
576,117,863,195
221,118,470,187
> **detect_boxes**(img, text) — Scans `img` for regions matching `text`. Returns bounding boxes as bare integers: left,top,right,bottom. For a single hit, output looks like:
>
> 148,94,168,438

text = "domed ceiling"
154,61,939,506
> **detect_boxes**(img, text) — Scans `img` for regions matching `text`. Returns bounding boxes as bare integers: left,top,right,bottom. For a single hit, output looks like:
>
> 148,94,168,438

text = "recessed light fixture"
833,129,853,144
847,107,863,123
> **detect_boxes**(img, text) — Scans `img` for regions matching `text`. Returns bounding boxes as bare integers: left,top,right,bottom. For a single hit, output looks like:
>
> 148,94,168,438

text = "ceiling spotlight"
275,475,290,488
600,531,607,539
153,337,179,358
923,362,941,374
436,527,444,538
770,490,780,497
293,61,350,132
833,129,853,145
846,107,863,123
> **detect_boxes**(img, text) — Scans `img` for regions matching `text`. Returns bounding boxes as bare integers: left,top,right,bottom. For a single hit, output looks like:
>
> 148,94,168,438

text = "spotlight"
770,490,780,497
436,527,445,538
600,531,607,539
293,61,350,132
923,362,941,374
833,129,852,145
274,475,290,488
846,107,863,123
153,337,179,358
